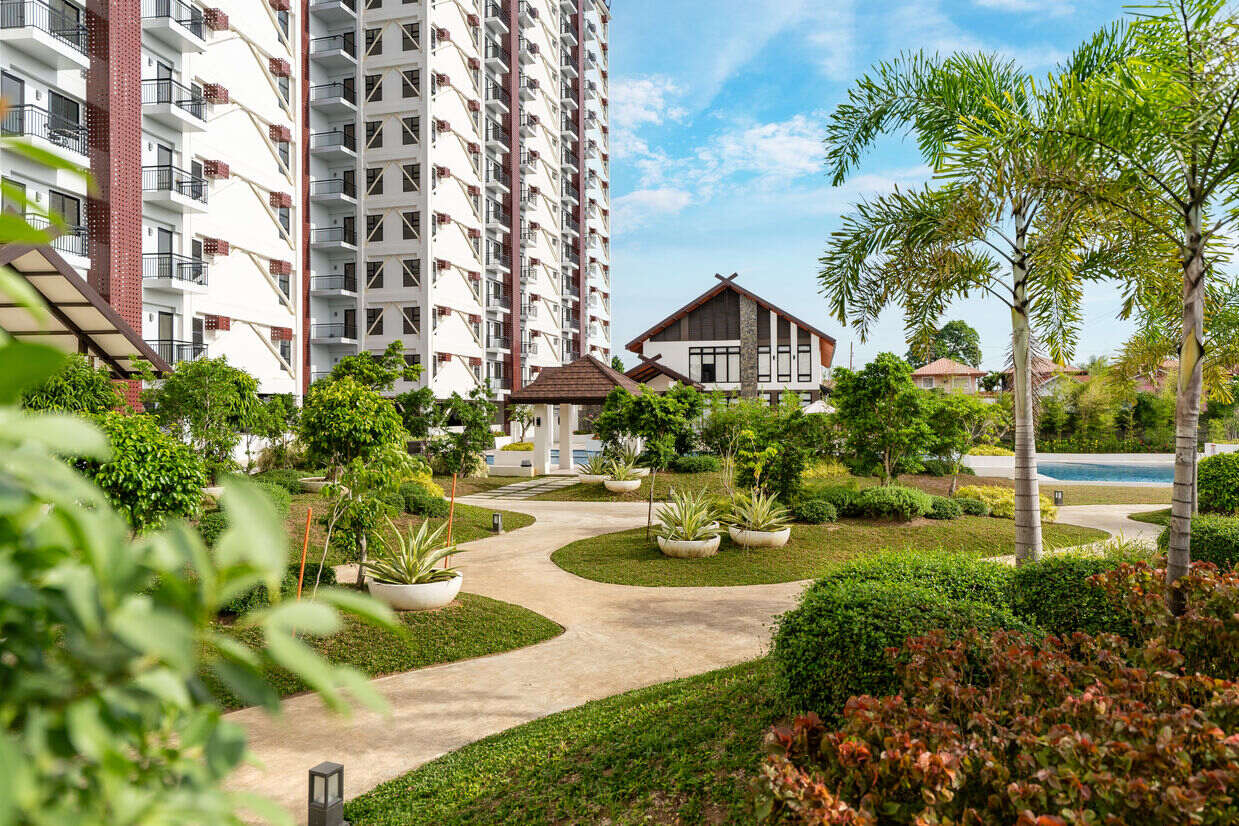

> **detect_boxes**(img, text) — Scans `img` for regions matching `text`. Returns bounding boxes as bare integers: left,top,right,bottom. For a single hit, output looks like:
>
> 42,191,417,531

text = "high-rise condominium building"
1,0,611,406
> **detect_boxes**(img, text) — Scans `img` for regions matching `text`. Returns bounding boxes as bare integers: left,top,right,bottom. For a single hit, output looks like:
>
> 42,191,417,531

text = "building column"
532,403,552,475
738,294,757,397
558,404,576,470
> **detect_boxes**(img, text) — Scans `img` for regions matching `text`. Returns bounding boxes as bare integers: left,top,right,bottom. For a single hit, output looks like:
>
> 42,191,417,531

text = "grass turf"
1129,507,1172,526
550,518,1109,587
529,471,1173,507
207,594,562,711
286,494,535,567
343,659,776,826
431,475,532,497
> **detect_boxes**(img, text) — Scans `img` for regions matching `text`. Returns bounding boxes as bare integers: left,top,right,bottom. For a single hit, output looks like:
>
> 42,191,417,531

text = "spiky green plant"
656,489,722,542
729,489,791,532
607,459,640,482
364,520,464,584
577,454,609,475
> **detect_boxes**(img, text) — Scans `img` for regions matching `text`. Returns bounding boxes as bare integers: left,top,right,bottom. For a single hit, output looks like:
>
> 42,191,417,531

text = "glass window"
366,307,383,335
366,260,382,288
365,74,381,101
365,120,382,148
402,306,419,334
402,70,419,98
402,212,419,240
689,346,740,384
402,163,419,192
365,166,382,195
777,345,791,383
798,343,811,382
402,23,419,50
402,258,420,286
364,27,380,53
366,214,383,242
757,344,770,383
402,116,419,144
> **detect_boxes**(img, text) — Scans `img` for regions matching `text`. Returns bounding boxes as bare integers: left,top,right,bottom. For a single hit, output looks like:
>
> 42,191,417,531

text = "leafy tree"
395,385,440,439
610,355,626,372
980,371,1005,392
905,320,983,368
142,357,259,481
509,404,535,442
819,44,1136,563
326,340,421,392
830,354,933,484
21,352,123,413
255,392,300,469
926,392,990,494
428,385,497,478
734,392,811,502
593,387,638,452
594,385,703,470
300,376,407,475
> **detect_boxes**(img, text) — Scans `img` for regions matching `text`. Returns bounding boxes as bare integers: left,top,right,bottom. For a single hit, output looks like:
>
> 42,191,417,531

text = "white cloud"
613,188,693,231
698,115,825,183
611,76,686,131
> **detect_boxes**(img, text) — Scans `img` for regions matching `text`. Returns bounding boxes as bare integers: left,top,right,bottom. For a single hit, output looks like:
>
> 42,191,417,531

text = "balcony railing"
563,281,580,298
142,164,208,202
310,226,357,245
485,40,510,65
141,0,204,37
487,79,511,108
487,248,512,269
311,33,355,57
309,129,356,151
562,215,581,235
141,78,206,119
487,203,510,225
310,177,356,197
486,163,511,189
562,150,580,169
485,1,506,20
142,252,207,284
0,0,87,53
312,322,357,340
146,338,206,364
24,215,87,257
486,122,510,145
0,104,86,155
488,335,511,350
562,182,580,201
311,274,357,292
311,82,356,104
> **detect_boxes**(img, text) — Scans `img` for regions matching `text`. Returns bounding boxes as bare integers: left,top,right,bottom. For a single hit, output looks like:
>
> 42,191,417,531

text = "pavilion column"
558,404,576,470
533,403,553,475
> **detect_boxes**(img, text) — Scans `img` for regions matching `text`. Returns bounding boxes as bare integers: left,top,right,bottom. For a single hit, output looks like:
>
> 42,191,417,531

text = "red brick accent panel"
203,160,230,179
269,58,292,77
269,0,290,10
205,314,231,331
468,99,481,112
270,326,293,341
467,13,480,26
434,27,449,42
204,7,228,30
269,259,293,276
467,57,480,70
203,236,231,256
434,118,450,132
203,83,229,104
269,124,292,142
269,192,293,209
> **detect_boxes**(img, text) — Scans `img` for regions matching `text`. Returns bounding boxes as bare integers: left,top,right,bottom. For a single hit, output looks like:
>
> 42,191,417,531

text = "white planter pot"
728,526,791,548
368,574,463,611
657,534,721,558
578,473,607,484
604,479,641,493
632,467,651,477
300,476,328,493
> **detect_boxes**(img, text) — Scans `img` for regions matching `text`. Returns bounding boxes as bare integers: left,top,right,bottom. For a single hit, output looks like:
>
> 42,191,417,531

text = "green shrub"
379,490,405,514
1008,545,1152,637
771,580,1032,716
807,484,859,516
954,484,1058,522
254,467,307,495
502,441,534,451
810,549,1014,607
670,454,721,473
792,498,838,524
198,510,228,548
926,495,963,520
255,482,292,518
1156,513,1239,569
221,562,338,615
920,458,975,477
1197,452,1239,514
400,481,450,517
852,485,932,521
968,444,1014,456
956,496,989,516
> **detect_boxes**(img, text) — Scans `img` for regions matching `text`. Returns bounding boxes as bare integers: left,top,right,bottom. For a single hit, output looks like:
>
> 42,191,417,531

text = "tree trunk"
1010,206,1042,565
1167,204,1206,615
355,532,367,587
949,470,958,497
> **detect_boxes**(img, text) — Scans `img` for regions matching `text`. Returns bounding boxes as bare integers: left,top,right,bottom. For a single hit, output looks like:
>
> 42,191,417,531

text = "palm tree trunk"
1010,206,1042,565
1167,205,1206,614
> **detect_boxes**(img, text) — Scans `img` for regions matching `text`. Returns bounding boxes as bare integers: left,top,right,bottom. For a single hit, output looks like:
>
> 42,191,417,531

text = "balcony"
562,182,580,204
517,0,536,27
562,214,580,236
310,82,357,115
561,52,577,78
311,322,358,344
309,0,356,23
310,274,358,296
310,33,356,70
24,215,87,258
485,39,509,72
0,105,86,162
519,77,539,101
142,252,208,290
141,0,206,53
484,1,508,34
487,335,511,351
485,122,510,152
309,129,356,162
485,163,511,192
142,165,208,212
310,225,357,252
486,78,510,113
562,149,579,173
561,23,577,46
141,78,206,132
310,176,357,208
146,339,206,364
521,340,538,357
0,0,89,70
487,248,512,271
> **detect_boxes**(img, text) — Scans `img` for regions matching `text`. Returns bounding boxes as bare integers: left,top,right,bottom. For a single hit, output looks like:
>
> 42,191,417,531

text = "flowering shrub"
756,628,1239,825
966,443,1013,455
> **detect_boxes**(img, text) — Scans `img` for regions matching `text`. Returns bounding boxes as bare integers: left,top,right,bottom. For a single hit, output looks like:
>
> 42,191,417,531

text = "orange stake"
296,507,313,599
445,472,458,566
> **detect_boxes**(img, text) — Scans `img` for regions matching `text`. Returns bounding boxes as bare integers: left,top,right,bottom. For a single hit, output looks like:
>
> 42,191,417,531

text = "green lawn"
1129,507,1171,526
551,518,1109,587
431,475,532,497
207,594,562,711
344,660,776,826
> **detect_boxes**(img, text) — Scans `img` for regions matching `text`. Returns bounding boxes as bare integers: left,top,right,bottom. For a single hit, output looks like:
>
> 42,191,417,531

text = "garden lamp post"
308,762,346,826
492,512,503,533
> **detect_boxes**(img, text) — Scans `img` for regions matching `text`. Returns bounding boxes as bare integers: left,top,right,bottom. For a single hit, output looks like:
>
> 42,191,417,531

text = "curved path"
227,501,1153,821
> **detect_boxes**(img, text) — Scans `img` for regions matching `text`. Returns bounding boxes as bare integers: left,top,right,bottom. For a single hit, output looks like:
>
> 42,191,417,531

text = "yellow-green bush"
802,458,850,482
968,444,1014,456
406,470,445,498
502,441,534,452
954,484,1057,522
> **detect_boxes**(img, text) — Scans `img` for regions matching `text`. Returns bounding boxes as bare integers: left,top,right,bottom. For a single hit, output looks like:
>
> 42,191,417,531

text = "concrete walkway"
467,476,578,500
227,501,1152,822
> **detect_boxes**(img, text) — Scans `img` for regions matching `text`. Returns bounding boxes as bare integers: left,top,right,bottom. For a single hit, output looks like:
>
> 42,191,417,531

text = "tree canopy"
905,320,983,369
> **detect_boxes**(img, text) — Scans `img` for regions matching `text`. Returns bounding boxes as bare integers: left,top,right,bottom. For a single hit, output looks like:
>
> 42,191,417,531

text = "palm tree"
819,44,1135,564
1028,0,1239,609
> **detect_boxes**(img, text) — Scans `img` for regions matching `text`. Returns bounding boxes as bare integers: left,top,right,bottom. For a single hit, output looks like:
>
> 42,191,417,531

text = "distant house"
911,358,987,393
625,273,837,403
1002,358,1087,395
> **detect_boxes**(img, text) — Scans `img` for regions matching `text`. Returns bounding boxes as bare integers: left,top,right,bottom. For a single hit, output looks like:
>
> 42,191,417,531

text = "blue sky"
607,0,1134,372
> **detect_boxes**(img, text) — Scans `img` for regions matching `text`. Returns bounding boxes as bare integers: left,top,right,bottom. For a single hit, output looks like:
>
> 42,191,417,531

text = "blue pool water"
486,449,599,465
1039,461,1173,484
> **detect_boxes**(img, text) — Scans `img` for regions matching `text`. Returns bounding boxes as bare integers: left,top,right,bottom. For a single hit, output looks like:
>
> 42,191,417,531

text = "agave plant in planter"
364,520,466,610
728,489,792,548
655,489,722,558
576,454,610,484
610,442,650,476
604,459,642,493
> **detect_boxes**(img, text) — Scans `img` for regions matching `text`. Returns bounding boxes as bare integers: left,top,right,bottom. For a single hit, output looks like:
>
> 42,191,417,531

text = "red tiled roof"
507,355,642,404
912,357,986,377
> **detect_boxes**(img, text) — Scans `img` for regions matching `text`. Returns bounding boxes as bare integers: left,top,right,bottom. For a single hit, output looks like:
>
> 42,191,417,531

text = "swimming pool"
486,449,600,465
1038,461,1174,484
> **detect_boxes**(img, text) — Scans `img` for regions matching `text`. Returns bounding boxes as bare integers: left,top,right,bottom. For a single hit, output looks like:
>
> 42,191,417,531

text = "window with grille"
365,120,382,148
777,344,792,383
402,164,420,192
402,306,420,334
366,214,383,242
366,260,383,288
366,167,383,195
797,343,812,382
278,338,291,363
401,116,419,145
689,346,741,384
277,75,290,104
402,212,419,240
402,23,419,50
364,27,380,54
366,307,383,336
402,258,420,287
757,345,771,383
402,70,420,98
276,206,290,232
365,74,381,102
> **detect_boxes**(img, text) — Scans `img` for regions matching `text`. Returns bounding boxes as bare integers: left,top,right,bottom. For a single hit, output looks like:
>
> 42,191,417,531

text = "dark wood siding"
651,290,741,342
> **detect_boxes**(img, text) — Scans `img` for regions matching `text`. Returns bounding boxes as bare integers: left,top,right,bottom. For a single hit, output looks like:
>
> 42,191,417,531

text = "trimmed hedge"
792,498,838,524
1008,547,1151,638
956,497,989,516
1198,452,1239,514
806,485,858,517
670,454,721,474
852,485,932,521
954,484,1058,522
400,481,450,517
253,468,308,495
222,562,337,615
198,510,228,547
771,579,1032,716
926,495,963,520
810,549,1014,606
1157,513,1239,569
502,442,534,451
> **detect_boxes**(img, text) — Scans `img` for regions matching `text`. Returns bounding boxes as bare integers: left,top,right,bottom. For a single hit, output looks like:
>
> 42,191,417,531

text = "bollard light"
308,762,346,826
492,512,503,533
1053,490,1064,506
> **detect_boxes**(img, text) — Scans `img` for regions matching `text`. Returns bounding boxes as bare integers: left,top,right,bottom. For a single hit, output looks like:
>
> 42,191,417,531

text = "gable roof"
624,273,837,366
623,354,703,389
912,357,986,378
0,242,171,377
507,354,642,405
